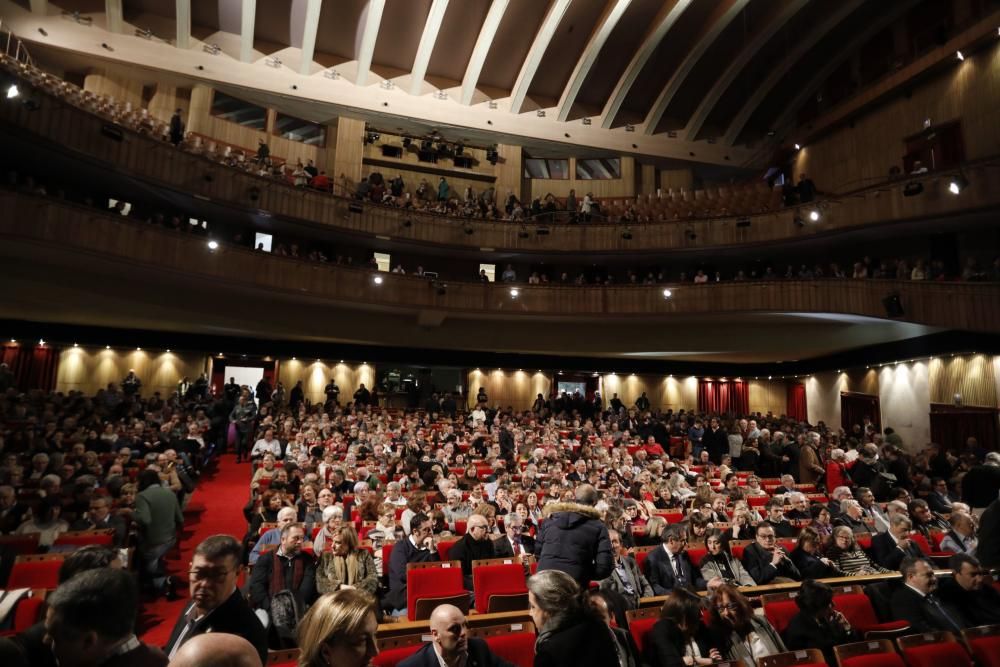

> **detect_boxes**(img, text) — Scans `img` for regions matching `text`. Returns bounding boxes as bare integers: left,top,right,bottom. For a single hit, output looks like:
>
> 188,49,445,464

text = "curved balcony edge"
2,191,999,334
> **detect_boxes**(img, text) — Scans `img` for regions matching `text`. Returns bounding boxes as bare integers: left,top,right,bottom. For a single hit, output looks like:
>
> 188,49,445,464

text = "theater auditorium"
1,1,1000,666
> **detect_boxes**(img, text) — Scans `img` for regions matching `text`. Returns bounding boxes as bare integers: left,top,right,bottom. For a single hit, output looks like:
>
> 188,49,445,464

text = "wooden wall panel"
494,144,523,201
599,374,698,412
928,354,998,407
56,347,208,396
660,168,694,192
334,117,366,187
83,72,144,109
843,369,880,396
277,360,376,405
796,41,1000,192
466,370,551,411
748,380,788,416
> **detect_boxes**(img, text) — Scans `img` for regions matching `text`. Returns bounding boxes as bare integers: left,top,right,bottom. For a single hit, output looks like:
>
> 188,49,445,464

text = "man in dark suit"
741,521,801,584
703,418,728,464
70,496,128,548
889,557,963,633
978,493,1000,568
385,512,440,615
936,553,1000,627
165,535,267,664
448,513,496,589
399,604,514,667
0,485,28,534
493,511,534,559
599,529,654,610
644,524,706,595
927,478,957,514
871,515,925,570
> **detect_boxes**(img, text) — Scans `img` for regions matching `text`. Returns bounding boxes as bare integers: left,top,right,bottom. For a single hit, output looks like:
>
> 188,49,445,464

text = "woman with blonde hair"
317,525,378,596
296,588,378,667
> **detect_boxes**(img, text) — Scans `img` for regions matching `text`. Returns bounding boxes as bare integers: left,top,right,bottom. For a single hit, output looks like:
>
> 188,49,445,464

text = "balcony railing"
2,191,999,334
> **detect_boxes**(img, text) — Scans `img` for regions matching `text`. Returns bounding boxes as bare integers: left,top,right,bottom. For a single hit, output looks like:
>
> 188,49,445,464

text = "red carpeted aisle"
138,453,248,646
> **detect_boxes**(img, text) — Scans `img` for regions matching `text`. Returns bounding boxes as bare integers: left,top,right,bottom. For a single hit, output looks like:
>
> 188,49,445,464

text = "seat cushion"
969,636,1000,667
843,654,905,667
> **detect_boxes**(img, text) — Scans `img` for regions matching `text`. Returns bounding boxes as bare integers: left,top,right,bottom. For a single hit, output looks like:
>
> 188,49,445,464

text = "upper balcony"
2,190,998,366
2,57,1000,259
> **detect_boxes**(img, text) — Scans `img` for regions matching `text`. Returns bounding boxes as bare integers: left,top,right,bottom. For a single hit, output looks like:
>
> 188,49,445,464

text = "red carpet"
138,454,248,647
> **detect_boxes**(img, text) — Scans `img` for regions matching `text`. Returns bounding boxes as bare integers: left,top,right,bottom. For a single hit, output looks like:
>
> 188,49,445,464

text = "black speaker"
882,294,904,318
381,145,402,158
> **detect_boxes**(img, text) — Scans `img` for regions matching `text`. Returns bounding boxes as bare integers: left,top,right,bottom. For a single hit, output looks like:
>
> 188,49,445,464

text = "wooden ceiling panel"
426,0,491,87
478,0,550,95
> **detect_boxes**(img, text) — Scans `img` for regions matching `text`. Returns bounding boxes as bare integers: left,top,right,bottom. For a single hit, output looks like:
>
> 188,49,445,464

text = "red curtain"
698,379,749,415
787,383,807,421
840,392,881,432
0,344,58,391
930,406,999,454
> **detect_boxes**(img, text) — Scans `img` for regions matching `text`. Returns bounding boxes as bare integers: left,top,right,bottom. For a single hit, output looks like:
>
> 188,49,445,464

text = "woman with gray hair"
826,526,890,576
527,569,619,667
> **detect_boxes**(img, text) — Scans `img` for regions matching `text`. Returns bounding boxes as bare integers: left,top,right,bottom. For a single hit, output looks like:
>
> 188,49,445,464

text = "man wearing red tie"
494,511,534,557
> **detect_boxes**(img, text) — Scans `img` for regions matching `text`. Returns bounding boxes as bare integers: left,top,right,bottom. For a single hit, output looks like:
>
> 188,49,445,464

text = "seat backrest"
756,648,827,667
686,546,707,566
470,623,536,667
834,592,879,629
0,533,41,556
55,530,114,548
8,556,64,589
472,564,528,613
406,564,464,617
12,594,46,632
628,616,658,653
266,648,300,666
437,540,457,561
835,640,903,667
634,546,655,573
760,596,799,635
900,640,972,667
965,634,1000,667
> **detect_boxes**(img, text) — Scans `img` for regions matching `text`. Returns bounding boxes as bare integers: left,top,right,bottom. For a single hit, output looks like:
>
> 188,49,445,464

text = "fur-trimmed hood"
543,501,602,521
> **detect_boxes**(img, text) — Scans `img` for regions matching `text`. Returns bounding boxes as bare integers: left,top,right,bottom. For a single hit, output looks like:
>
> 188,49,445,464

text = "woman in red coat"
825,448,854,492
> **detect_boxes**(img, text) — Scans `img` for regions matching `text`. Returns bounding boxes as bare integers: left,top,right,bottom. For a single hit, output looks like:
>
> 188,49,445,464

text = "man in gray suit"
598,529,653,609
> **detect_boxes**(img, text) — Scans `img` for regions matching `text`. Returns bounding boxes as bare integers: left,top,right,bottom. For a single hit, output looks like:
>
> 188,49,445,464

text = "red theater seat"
6,554,64,589
437,540,457,561
760,593,799,635
265,649,299,666
0,533,41,556
833,591,909,637
470,622,537,667
756,648,828,667
686,546,707,567
962,625,1000,667
372,645,424,667
472,563,528,613
834,639,904,667
898,631,972,667
634,546,655,573
54,529,114,548
405,561,467,621
625,608,661,654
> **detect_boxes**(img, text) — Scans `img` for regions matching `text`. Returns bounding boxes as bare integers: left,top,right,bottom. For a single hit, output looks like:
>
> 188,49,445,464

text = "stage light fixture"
794,143,801,150
207,240,219,250
903,181,924,197
662,289,672,299
948,174,968,195
808,210,820,222
6,84,19,99
509,288,519,298
956,50,965,61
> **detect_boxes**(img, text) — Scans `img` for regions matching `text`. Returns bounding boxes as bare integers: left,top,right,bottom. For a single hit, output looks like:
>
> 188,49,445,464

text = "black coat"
386,536,439,611
644,545,706,595
398,637,514,667
935,576,1000,627
703,427,728,464
645,618,715,667
741,542,801,584
961,466,1000,508
977,499,1000,568
783,612,855,666
869,532,925,570
534,502,612,586
535,615,619,667
889,585,963,634
790,547,840,580
248,550,317,611
164,590,268,664
449,534,496,582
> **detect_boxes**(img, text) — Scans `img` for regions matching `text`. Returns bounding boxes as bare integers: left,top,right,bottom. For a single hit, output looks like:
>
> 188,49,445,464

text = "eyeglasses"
716,603,739,612
188,568,234,583
757,533,776,540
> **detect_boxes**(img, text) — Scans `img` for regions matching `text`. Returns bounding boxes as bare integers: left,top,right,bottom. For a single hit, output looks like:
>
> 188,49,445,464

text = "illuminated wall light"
662,289,672,298
73,343,78,347
136,347,142,351
373,275,384,285
956,50,964,61
794,143,801,150
166,349,171,353
509,288,519,298
105,345,110,350
207,240,219,250
291,357,297,361
809,210,820,222
8,339,15,343
38,339,45,345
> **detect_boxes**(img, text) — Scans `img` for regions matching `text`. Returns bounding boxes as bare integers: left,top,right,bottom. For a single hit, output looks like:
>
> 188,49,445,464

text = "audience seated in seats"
783,579,858,665
935,553,1000,627
249,523,317,640
534,484,613,587
978,489,1000,567
763,497,796,538
295,589,378,667
493,509,534,558
939,512,978,555
599,528,655,609
742,521,801,584
870,515,925,570
315,525,378,596
165,632,262,667
709,584,786,663
826,526,890,576
833,499,874,535
448,513,496,589
908,499,950,539
385,511,439,616
249,506,298,565
699,528,755,587
646,588,722,667
527,569,619,667
789,525,840,579
311,505,345,555
0,484,30,534
589,590,642,667
889,556,964,633
645,523,710,595
15,496,69,548
398,603,515,667
927,477,957,514
165,535,268,664
69,493,129,548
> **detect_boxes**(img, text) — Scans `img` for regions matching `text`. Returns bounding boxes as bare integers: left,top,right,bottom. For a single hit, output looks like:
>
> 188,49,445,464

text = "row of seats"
2,529,117,588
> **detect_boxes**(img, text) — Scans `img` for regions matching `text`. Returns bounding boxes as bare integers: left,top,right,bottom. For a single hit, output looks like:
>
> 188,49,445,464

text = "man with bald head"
448,513,496,589
167,633,262,667
399,604,514,667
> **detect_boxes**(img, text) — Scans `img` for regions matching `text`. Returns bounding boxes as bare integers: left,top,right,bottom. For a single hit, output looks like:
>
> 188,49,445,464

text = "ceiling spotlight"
662,289,672,298
948,174,968,195
463,223,474,235
166,349,171,353
794,143,801,150
517,226,529,239
956,50,965,61
808,210,820,222
509,288,519,298
266,56,282,68
401,137,411,148
38,339,45,345
6,84,19,99
207,240,219,250
136,347,142,351
373,275,384,285
73,343,78,347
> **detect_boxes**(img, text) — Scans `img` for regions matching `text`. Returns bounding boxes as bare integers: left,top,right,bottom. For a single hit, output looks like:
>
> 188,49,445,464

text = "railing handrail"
0,18,32,68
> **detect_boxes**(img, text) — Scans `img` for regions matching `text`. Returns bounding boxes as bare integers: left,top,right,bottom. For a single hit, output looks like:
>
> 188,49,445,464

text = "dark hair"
662,523,687,544
410,512,430,530
194,534,243,564
907,499,929,515
137,469,161,491
47,568,138,640
766,497,784,511
795,579,834,616
810,504,828,520
709,584,754,635
900,556,931,578
949,552,980,573
58,545,119,583
659,588,703,637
